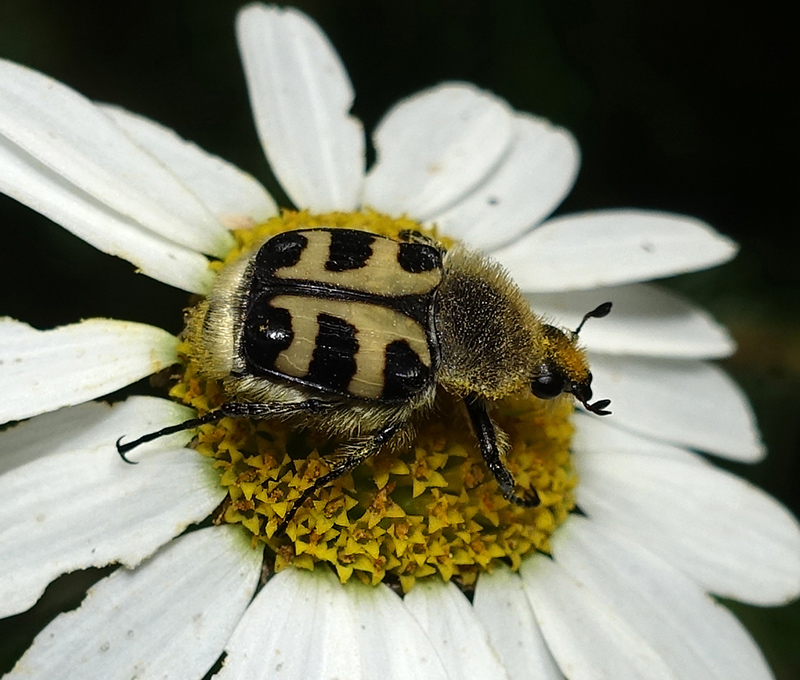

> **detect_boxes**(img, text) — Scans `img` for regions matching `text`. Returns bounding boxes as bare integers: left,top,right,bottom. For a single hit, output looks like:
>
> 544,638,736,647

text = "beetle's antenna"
582,398,612,416
570,302,613,417
574,301,613,335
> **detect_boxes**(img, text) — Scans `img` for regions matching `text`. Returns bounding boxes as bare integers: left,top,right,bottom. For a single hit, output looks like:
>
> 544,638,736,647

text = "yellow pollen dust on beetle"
118,209,610,592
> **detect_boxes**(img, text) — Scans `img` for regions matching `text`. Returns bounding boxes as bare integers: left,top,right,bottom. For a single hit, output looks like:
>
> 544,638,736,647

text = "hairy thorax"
434,245,541,401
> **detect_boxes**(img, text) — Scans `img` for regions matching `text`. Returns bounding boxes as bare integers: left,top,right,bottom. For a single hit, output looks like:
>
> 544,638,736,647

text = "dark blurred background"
1,0,798,676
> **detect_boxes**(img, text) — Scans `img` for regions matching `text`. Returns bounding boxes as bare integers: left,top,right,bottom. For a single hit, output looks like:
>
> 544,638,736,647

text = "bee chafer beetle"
118,227,611,530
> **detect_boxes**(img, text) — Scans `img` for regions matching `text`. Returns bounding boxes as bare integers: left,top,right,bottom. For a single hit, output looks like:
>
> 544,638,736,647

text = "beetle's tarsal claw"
115,436,139,464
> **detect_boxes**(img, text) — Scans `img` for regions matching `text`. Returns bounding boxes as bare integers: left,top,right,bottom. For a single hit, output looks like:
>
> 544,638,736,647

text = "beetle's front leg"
463,395,540,508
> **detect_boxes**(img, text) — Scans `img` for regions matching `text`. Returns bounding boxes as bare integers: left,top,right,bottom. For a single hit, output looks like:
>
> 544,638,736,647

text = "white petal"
0,318,178,425
7,526,261,680
348,579,450,680
431,113,579,250
520,552,678,680
473,567,564,680
494,210,738,292
102,104,278,229
404,580,510,680
217,568,448,680
0,133,217,293
0,396,193,476
236,5,365,211
551,517,774,680
0,398,224,617
217,568,357,680
0,58,233,257
571,411,707,465
573,447,800,605
364,83,515,220
526,283,735,358
588,354,764,461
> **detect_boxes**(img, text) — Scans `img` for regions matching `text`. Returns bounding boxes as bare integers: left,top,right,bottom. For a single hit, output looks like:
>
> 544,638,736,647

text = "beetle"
117,227,610,530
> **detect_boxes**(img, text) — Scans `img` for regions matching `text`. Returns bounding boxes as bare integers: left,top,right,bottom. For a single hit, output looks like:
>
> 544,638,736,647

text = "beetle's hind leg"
276,420,403,535
463,395,540,508
116,399,333,462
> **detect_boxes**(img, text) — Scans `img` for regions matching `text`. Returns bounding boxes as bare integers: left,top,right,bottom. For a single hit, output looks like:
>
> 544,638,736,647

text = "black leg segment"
116,399,333,463
463,395,540,508
276,420,403,534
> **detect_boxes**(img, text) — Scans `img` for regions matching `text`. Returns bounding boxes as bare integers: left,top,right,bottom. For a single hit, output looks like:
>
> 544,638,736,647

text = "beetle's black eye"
531,373,566,400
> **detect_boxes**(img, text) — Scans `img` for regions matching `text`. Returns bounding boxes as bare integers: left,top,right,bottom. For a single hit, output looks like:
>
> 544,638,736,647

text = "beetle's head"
529,302,612,415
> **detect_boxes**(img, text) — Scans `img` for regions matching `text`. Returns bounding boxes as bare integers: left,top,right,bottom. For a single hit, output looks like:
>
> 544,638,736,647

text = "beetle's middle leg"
276,420,403,534
116,399,333,462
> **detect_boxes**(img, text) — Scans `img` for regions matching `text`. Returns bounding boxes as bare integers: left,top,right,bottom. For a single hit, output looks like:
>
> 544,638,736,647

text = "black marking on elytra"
389,294,432,327
253,231,307,278
397,242,441,274
307,313,359,393
242,297,294,376
382,340,431,400
326,229,374,272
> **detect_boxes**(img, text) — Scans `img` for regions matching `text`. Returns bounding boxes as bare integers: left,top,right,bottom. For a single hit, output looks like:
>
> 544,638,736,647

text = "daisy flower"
1,4,799,679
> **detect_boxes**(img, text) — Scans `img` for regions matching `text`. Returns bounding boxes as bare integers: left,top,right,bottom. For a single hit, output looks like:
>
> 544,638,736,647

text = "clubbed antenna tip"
575,301,613,335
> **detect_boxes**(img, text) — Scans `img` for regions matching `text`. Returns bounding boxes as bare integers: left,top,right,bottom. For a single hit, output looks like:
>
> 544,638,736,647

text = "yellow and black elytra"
117,227,611,531
242,228,441,402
